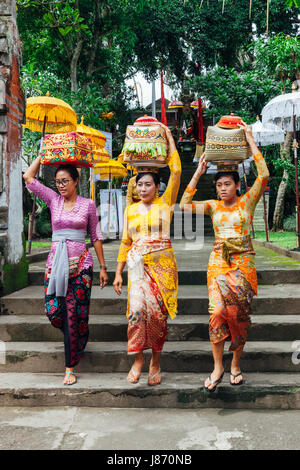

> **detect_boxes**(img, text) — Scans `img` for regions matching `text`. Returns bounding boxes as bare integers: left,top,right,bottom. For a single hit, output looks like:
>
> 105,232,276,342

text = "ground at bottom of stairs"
0,406,300,451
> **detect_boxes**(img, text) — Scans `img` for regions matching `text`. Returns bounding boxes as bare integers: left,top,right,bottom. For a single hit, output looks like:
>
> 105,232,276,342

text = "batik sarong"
208,268,253,352
127,265,168,354
44,267,93,367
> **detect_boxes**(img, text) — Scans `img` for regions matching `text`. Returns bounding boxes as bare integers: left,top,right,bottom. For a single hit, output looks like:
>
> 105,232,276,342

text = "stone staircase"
0,239,300,409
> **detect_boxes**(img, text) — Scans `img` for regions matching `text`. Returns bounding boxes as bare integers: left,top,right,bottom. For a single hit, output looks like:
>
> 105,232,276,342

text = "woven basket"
40,132,93,167
122,116,168,168
205,125,251,163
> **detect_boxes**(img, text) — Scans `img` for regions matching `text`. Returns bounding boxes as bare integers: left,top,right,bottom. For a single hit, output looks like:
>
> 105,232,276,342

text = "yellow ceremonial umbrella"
94,159,127,180
76,116,110,200
24,91,77,135
117,153,137,174
76,115,107,156
23,92,77,254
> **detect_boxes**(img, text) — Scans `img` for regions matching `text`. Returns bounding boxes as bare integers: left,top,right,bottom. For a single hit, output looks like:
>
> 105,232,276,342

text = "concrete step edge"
1,314,300,324
0,372,300,409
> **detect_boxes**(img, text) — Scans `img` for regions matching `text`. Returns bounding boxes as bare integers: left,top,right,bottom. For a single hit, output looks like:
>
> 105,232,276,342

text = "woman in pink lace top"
24,157,108,385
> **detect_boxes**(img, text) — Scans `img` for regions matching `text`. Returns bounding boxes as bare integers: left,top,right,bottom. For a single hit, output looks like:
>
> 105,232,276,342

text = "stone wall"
0,0,28,301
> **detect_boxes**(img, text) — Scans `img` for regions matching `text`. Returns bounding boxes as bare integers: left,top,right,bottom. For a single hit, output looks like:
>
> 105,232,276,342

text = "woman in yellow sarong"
113,125,181,386
180,121,269,391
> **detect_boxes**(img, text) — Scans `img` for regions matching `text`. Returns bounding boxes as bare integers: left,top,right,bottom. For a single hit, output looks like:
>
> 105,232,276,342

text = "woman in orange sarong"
180,121,269,391
113,124,181,386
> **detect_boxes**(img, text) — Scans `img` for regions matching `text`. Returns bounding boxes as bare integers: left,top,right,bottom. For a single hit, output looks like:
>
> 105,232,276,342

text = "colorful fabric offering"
40,132,93,167
180,152,269,350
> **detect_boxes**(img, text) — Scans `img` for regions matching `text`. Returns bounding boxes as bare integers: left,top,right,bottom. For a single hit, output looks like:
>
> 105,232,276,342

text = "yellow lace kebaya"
117,150,181,320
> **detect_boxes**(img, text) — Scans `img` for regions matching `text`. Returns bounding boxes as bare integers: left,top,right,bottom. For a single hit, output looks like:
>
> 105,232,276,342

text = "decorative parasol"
93,159,127,180
261,90,300,132
24,91,77,135
168,99,183,109
190,99,206,109
24,92,77,254
118,153,137,174
252,117,285,146
262,86,300,249
76,115,107,153
251,117,285,242
76,115,110,202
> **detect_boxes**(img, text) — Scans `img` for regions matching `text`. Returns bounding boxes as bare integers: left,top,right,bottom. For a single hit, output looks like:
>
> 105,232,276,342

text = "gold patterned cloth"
39,132,93,167
214,235,255,266
117,150,181,319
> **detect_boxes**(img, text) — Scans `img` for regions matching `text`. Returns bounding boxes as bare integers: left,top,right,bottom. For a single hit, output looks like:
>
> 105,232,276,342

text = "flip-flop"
204,371,224,393
148,368,161,386
230,372,244,386
127,368,142,384
63,370,77,386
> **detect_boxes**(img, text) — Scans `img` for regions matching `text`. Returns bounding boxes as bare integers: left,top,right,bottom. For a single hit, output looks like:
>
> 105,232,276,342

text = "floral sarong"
208,269,253,352
127,265,168,354
44,267,93,367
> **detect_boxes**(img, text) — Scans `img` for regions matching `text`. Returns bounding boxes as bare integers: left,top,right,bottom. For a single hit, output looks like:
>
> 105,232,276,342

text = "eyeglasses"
54,179,71,187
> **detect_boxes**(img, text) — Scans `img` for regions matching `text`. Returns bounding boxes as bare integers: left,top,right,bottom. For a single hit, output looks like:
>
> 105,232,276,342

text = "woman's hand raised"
195,152,207,177
237,120,255,144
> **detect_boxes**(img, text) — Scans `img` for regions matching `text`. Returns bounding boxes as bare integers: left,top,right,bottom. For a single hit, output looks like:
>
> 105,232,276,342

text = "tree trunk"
272,131,293,231
70,38,83,92
272,168,289,231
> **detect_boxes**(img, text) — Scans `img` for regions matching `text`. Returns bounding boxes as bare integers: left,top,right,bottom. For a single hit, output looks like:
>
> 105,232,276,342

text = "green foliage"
250,34,300,90
190,66,281,122
285,0,300,9
283,214,296,232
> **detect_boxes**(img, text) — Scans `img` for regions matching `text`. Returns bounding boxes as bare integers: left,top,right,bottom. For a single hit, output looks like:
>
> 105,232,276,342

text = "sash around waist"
213,235,255,265
126,238,172,282
47,229,87,297
131,237,172,257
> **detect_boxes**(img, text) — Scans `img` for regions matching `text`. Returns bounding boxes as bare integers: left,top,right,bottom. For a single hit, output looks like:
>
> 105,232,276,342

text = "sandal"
230,372,244,386
148,368,161,386
204,371,224,393
63,370,77,386
127,368,142,384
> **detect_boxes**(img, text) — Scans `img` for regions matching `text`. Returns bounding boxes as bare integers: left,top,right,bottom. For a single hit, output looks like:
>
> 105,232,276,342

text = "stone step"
0,372,299,409
2,285,300,315
1,315,300,342
0,341,299,373
27,269,300,286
